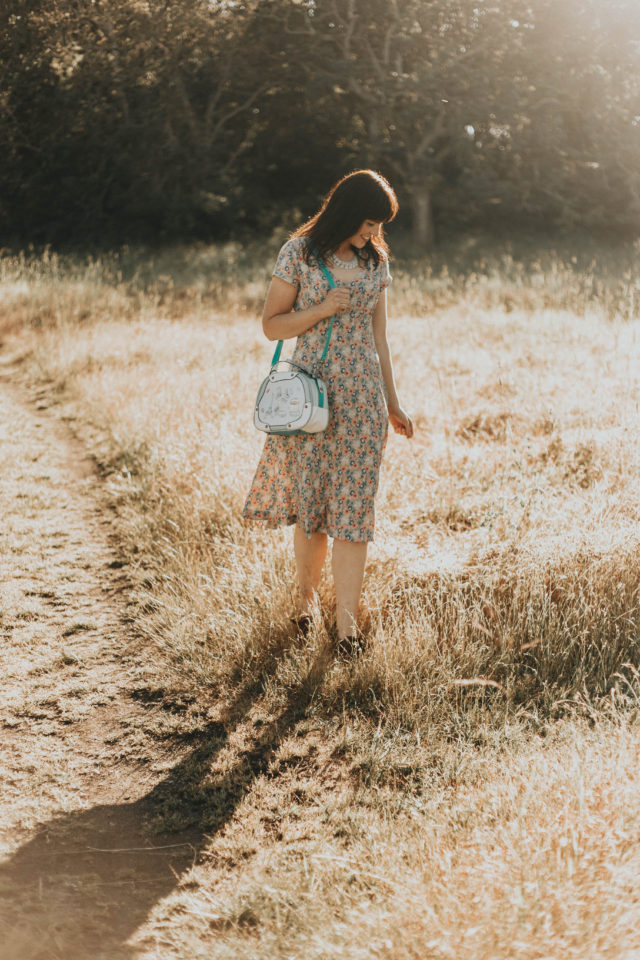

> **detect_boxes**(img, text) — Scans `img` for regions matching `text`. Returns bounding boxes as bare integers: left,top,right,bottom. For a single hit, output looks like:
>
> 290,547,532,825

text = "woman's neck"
334,241,357,261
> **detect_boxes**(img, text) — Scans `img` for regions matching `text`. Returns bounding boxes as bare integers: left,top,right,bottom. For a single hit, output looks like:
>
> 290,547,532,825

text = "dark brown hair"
292,169,398,268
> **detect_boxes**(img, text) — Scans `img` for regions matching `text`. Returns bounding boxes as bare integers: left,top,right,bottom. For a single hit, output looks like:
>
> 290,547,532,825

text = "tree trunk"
367,114,380,168
409,184,435,249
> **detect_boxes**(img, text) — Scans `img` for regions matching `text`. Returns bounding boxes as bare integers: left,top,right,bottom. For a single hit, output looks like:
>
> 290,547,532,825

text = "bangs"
367,193,396,223
360,170,399,223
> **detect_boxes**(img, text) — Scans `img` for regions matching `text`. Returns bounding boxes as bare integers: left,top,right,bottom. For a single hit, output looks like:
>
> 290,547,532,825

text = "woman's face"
347,219,383,248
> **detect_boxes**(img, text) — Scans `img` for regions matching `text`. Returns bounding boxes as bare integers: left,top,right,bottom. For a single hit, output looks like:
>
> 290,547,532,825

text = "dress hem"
241,510,374,544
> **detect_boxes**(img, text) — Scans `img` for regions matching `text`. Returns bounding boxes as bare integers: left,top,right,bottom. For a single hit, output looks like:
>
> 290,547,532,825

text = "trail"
0,370,207,960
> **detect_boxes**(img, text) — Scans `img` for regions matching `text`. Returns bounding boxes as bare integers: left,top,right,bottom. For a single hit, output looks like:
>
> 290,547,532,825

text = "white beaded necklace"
328,250,361,270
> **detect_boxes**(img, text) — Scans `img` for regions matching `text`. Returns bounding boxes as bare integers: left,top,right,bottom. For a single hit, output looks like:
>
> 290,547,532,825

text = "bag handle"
271,250,336,366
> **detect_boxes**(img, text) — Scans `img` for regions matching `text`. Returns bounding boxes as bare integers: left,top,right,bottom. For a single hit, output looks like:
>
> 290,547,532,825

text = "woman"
243,169,413,651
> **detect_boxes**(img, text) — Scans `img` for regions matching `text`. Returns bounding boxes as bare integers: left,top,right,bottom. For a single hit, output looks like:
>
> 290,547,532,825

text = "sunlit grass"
3,238,640,958
5,242,640,716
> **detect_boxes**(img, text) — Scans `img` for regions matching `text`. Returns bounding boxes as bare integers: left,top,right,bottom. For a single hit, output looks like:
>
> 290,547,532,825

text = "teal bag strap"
315,256,336,363
270,248,336,366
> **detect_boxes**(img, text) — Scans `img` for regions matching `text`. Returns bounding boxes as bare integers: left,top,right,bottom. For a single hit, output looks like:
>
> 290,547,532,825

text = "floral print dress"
242,236,392,542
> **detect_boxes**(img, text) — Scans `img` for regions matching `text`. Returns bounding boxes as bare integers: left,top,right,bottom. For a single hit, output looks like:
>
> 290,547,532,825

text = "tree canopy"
1,0,639,247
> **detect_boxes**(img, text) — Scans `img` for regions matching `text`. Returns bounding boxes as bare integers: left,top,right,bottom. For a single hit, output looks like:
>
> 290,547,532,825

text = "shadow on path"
0,641,334,960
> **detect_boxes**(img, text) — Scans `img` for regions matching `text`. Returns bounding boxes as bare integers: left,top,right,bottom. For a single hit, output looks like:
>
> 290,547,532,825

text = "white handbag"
254,254,336,437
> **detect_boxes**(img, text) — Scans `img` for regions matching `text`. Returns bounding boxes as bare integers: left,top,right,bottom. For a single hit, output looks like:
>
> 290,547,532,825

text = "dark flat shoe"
290,614,312,638
337,634,366,659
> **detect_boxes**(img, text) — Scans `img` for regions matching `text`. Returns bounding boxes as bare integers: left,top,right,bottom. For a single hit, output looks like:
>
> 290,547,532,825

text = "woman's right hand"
322,286,351,317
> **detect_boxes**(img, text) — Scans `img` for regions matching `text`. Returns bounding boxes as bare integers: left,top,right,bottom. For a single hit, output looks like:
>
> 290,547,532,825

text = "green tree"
2,0,639,245
272,0,526,247
496,0,640,233
264,0,640,246
0,0,273,242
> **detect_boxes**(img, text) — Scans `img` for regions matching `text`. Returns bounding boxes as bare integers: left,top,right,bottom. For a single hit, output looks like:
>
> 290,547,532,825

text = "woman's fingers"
403,413,414,438
390,410,414,438
325,287,351,313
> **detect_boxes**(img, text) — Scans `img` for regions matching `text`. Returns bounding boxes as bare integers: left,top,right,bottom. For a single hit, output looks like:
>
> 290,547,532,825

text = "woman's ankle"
296,594,321,620
335,611,358,640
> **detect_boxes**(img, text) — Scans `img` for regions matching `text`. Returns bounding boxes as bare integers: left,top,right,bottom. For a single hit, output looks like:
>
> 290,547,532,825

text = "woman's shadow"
0,638,333,960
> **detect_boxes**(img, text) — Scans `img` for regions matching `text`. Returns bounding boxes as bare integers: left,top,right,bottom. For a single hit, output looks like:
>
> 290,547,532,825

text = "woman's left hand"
389,405,414,438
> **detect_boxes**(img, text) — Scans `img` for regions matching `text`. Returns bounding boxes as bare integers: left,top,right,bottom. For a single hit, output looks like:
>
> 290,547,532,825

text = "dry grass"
127,717,640,960
2,238,640,957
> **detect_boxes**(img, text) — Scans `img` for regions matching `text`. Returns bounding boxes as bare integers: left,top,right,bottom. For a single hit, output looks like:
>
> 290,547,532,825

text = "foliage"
1,0,639,245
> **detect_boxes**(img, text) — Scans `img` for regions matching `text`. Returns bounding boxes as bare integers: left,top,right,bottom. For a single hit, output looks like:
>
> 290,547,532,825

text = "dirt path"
0,370,210,960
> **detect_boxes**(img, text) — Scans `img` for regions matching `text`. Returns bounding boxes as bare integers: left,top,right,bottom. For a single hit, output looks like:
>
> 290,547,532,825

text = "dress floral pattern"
243,236,392,542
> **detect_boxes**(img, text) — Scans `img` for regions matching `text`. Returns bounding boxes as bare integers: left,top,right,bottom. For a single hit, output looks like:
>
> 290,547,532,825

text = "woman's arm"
262,277,350,342
372,289,414,438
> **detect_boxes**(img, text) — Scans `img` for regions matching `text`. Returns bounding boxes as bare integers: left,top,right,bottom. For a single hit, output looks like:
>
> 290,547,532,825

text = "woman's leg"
332,539,368,639
293,525,328,616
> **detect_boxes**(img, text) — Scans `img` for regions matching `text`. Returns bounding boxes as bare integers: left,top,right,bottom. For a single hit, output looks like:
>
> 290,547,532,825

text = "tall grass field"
2,237,640,958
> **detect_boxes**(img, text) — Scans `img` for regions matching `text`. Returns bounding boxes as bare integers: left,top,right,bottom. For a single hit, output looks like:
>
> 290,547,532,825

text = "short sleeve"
273,238,302,289
380,256,392,291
